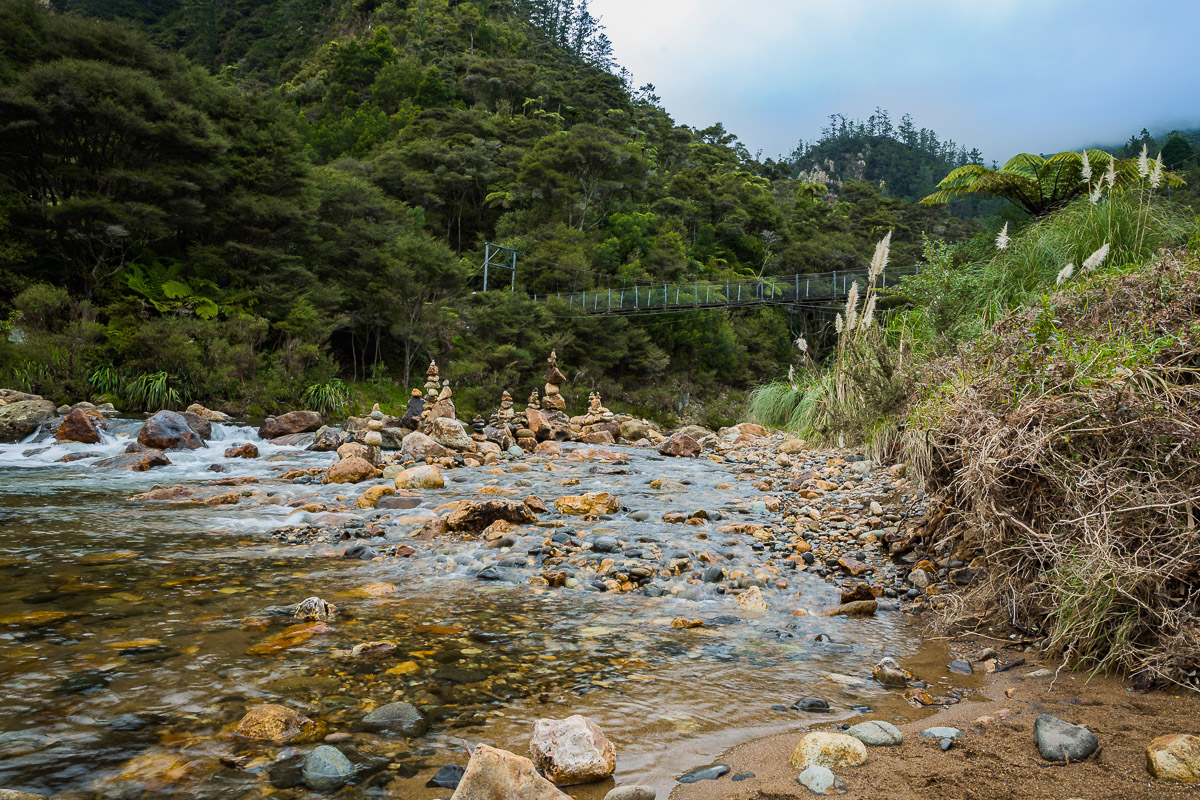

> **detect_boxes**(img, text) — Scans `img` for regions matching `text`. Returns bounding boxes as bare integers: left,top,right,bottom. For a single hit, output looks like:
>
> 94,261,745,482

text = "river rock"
1147,734,1200,783
619,419,653,441
1034,714,1098,762
181,411,212,439
0,396,56,442
779,438,807,454
451,743,570,800
362,701,427,736
431,417,473,451
401,431,452,461
294,597,337,620
871,657,910,688
137,410,205,450
302,745,354,791
555,492,620,516
798,765,846,795
260,411,322,439
308,428,344,452
337,441,367,460
224,443,258,459
93,449,171,471
55,408,104,443
445,499,537,531
676,764,730,783
604,787,655,800
235,704,316,743
0,790,50,799
185,402,230,422
658,432,701,458
821,600,877,616
355,485,395,508
577,430,615,445
847,720,902,747
324,456,378,484
529,714,616,785
919,727,963,740
789,731,868,770
737,585,768,611
395,465,444,490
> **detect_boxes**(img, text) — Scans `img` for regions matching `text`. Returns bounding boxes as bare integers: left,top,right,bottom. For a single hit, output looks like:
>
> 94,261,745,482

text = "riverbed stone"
302,745,353,791
355,485,395,508
401,431,452,461
181,411,212,439
185,402,229,422
450,743,570,800
93,449,171,471
395,465,444,490
847,720,902,747
871,657,909,687
0,790,50,799
0,396,56,442
55,408,104,443
260,411,321,439
603,786,655,800
789,731,868,770
234,704,316,743
362,701,427,736
919,727,963,740
798,765,846,795
431,417,473,451
1147,734,1200,783
555,492,620,516
224,443,258,459
324,456,378,484
529,714,616,785
138,410,205,450
446,498,537,532
676,764,730,783
658,432,701,458
1034,714,1098,762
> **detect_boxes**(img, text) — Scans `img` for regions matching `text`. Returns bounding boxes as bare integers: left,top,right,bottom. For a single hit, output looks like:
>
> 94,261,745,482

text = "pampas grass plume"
1138,143,1150,178
1105,154,1117,188
1150,152,1163,189
1056,263,1075,286
869,232,891,280
844,281,859,332
1081,150,1092,183
995,221,1010,250
1083,243,1111,271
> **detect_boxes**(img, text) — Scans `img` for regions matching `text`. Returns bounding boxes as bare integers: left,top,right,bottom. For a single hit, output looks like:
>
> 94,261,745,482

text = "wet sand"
671,638,1199,800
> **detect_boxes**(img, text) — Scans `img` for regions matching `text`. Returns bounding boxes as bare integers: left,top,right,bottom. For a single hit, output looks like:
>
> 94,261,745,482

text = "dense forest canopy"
0,0,1019,423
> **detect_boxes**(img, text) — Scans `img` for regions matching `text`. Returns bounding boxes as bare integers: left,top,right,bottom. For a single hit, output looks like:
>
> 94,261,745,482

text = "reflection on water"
0,421,971,798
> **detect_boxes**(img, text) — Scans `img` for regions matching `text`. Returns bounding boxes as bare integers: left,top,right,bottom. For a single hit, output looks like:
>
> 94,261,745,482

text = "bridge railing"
534,266,921,314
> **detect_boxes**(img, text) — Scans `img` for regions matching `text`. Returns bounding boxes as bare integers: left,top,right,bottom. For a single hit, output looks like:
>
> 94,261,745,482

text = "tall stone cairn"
364,403,384,466
541,349,567,412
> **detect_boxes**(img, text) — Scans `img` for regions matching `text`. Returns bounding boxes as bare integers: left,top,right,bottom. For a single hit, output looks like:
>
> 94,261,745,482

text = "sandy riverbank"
670,638,1198,800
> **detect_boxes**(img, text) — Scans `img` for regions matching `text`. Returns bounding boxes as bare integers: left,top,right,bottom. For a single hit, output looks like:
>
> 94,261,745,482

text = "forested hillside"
0,0,981,423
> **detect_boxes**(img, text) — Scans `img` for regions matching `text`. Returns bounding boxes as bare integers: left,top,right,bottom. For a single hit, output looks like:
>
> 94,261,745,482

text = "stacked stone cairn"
363,404,384,467
524,352,573,443
573,390,620,445
514,389,540,452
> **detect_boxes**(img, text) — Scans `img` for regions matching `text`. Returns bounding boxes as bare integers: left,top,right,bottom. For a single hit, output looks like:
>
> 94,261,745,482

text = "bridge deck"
535,267,919,315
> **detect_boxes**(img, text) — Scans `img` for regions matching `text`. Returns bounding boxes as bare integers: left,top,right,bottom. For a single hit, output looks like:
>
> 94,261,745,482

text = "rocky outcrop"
0,392,57,442
259,411,321,439
450,744,570,800
657,432,701,458
529,715,616,785
55,408,105,443
137,410,205,450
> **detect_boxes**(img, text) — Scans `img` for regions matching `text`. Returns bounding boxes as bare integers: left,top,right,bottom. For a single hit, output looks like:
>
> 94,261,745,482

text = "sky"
591,0,1200,162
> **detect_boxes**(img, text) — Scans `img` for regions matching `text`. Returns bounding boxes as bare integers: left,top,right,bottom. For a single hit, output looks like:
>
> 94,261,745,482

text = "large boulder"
445,499,537,532
259,411,322,439
527,408,572,442
657,432,701,458
0,396,57,442
138,410,205,450
576,430,615,445
529,715,616,785
307,427,344,452
55,408,105,444
618,419,652,442
431,417,473,451
234,704,317,743
450,744,570,800
401,431,451,461
93,449,171,471
324,456,379,484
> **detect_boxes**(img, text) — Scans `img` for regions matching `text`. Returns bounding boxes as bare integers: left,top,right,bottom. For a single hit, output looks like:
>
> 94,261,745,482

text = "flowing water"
0,420,973,798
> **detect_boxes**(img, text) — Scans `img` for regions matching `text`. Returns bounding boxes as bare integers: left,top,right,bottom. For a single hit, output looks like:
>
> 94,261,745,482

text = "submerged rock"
235,704,317,743
361,702,427,737
92,449,171,471
450,743,570,800
529,714,616,785
445,499,537,532
302,745,353,791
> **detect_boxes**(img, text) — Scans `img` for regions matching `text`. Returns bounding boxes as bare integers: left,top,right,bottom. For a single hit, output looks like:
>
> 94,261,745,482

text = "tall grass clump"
302,379,350,419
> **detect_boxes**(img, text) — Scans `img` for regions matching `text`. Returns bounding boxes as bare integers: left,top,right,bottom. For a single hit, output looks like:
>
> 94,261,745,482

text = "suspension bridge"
532,266,920,315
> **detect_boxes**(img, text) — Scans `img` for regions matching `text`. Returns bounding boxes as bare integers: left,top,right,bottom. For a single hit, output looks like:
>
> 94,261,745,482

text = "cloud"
593,0,1200,159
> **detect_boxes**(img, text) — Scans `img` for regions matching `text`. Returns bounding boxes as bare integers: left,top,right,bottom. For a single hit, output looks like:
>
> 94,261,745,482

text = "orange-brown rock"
234,703,318,743
224,443,258,459
55,408,104,443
